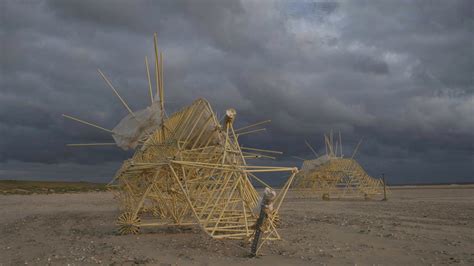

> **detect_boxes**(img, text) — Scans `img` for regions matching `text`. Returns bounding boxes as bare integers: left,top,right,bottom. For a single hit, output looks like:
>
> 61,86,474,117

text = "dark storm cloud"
1,0,472,183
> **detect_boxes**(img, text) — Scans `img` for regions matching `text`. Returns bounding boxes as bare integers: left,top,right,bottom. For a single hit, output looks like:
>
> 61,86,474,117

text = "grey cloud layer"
1,0,472,184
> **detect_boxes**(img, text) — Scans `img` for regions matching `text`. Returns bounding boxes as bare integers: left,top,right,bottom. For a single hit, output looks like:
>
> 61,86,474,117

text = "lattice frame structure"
63,34,298,253
293,132,387,200
109,99,297,243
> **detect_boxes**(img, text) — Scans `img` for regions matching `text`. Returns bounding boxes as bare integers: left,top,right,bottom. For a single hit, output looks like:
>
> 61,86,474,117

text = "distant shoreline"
0,180,107,195
257,182,474,189
0,179,107,184
1,180,473,195
388,183,474,189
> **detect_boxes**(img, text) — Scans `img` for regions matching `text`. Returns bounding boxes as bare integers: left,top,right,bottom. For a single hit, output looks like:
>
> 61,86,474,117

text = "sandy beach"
1,186,473,265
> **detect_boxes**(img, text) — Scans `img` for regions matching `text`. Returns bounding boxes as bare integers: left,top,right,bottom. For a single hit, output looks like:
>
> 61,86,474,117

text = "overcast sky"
1,0,473,184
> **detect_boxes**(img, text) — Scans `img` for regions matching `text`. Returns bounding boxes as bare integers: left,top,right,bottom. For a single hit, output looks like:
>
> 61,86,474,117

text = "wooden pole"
160,51,164,114
351,139,363,159
324,134,328,155
62,114,113,133
382,173,387,201
67,143,116,147
153,33,160,97
240,146,283,154
97,69,135,118
145,56,154,104
234,120,271,132
339,130,343,157
305,140,319,158
291,156,307,161
330,129,334,156
153,33,166,137
236,128,266,136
